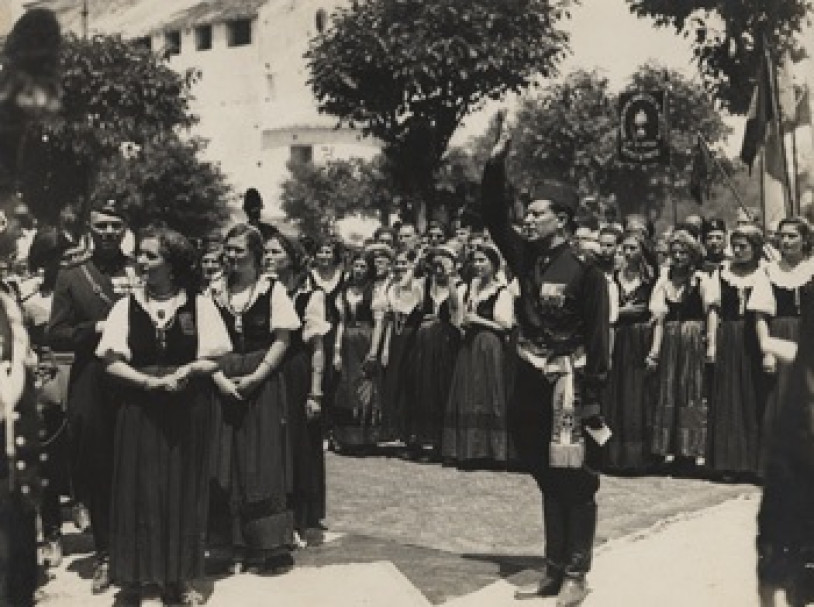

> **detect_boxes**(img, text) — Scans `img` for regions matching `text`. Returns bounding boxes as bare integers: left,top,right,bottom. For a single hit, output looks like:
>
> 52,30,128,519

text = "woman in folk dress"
604,230,657,472
646,230,717,467
97,227,230,605
265,234,330,545
706,225,773,477
443,243,513,468
755,217,813,475
209,224,301,573
332,251,383,451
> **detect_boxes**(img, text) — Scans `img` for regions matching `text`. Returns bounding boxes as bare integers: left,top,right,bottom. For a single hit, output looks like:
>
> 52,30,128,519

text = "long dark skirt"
442,328,507,465
380,325,419,442
109,370,213,586
282,348,325,532
333,323,381,448
321,326,338,437
604,322,656,471
757,326,814,604
708,319,763,474
759,317,800,476
411,319,460,449
650,320,708,460
210,351,293,554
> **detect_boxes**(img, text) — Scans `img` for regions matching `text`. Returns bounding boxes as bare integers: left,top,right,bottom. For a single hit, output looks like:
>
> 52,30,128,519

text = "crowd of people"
0,8,811,607
3,168,814,604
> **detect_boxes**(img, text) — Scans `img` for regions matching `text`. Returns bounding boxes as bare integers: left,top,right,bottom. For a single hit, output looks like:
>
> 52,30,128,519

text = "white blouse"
212,276,301,333
96,290,233,362
649,271,715,320
300,288,332,344
464,277,513,329
711,262,774,316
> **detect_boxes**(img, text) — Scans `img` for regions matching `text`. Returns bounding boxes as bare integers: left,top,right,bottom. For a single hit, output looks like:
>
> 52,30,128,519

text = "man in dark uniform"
481,119,610,607
701,217,728,275
243,187,279,240
47,198,136,594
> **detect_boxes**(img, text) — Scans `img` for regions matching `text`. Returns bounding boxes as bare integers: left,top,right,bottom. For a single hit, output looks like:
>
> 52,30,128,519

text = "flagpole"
791,127,800,214
765,42,795,216
759,149,767,232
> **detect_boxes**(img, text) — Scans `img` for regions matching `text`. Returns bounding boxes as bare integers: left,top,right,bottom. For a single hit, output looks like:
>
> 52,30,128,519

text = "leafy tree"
281,156,394,239
280,149,486,238
459,66,731,219
17,34,230,236
625,0,813,114
306,0,574,222
93,135,230,236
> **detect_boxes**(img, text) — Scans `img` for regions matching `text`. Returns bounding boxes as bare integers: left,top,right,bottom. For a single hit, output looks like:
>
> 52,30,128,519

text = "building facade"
24,0,379,219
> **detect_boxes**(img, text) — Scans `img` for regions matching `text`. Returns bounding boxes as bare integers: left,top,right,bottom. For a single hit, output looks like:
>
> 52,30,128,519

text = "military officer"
481,117,610,607
47,197,137,594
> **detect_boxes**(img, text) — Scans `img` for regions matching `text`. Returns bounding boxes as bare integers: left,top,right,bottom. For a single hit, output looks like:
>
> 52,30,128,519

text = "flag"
776,54,797,126
618,90,668,164
689,135,711,204
740,47,775,170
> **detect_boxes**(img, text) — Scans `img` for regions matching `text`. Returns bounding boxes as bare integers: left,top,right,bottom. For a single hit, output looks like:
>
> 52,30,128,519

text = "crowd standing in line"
2,136,814,606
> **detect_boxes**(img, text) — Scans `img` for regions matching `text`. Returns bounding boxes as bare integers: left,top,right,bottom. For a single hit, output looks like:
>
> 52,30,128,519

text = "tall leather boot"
515,497,568,600
556,500,597,607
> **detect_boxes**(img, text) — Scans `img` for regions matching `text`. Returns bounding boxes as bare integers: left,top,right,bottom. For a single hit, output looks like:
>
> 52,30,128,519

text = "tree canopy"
18,34,230,235
306,0,574,217
280,156,393,239
625,0,813,114
460,65,731,219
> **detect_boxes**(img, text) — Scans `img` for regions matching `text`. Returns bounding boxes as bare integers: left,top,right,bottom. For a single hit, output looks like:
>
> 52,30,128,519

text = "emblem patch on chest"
539,283,567,308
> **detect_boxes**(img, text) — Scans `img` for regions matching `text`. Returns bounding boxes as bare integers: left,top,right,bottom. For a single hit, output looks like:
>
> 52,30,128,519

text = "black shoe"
91,557,111,594
116,583,142,605
514,566,563,599
264,552,294,575
556,576,590,607
162,582,203,606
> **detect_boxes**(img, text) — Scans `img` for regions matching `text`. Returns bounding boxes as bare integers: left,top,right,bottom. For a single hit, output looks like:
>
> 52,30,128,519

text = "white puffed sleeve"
493,287,514,330
269,281,302,332
648,276,669,320
507,277,521,299
302,289,332,343
699,270,721,312
195,295,233,359
607,278,619,325
747,269,776,316
95,297,132,362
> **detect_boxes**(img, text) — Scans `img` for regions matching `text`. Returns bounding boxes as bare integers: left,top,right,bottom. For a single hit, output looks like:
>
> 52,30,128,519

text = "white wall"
161,1,379,219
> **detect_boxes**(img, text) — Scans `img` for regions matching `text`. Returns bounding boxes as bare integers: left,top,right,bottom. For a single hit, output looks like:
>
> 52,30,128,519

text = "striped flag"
740,48,774,171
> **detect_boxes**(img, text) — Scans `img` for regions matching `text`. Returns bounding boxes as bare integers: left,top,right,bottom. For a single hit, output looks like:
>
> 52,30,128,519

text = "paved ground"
37,451,761,606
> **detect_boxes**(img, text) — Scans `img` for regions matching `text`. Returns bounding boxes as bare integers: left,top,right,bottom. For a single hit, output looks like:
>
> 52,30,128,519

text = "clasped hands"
146,359,219,393
214,369,265,401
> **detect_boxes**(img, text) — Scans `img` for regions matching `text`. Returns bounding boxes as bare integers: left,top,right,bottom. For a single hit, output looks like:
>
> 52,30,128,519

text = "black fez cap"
702,217,727,237
530,180,579,214
90,196,127,220
243,188,262,210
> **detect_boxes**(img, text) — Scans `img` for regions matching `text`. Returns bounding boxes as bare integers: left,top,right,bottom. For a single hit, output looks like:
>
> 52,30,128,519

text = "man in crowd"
396,221,420,252
47,198,137,594
243,187,278,240
701,217,728,274
481,116,610,607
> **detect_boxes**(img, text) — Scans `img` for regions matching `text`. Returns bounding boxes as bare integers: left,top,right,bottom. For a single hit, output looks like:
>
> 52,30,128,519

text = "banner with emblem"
618,90,668,164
